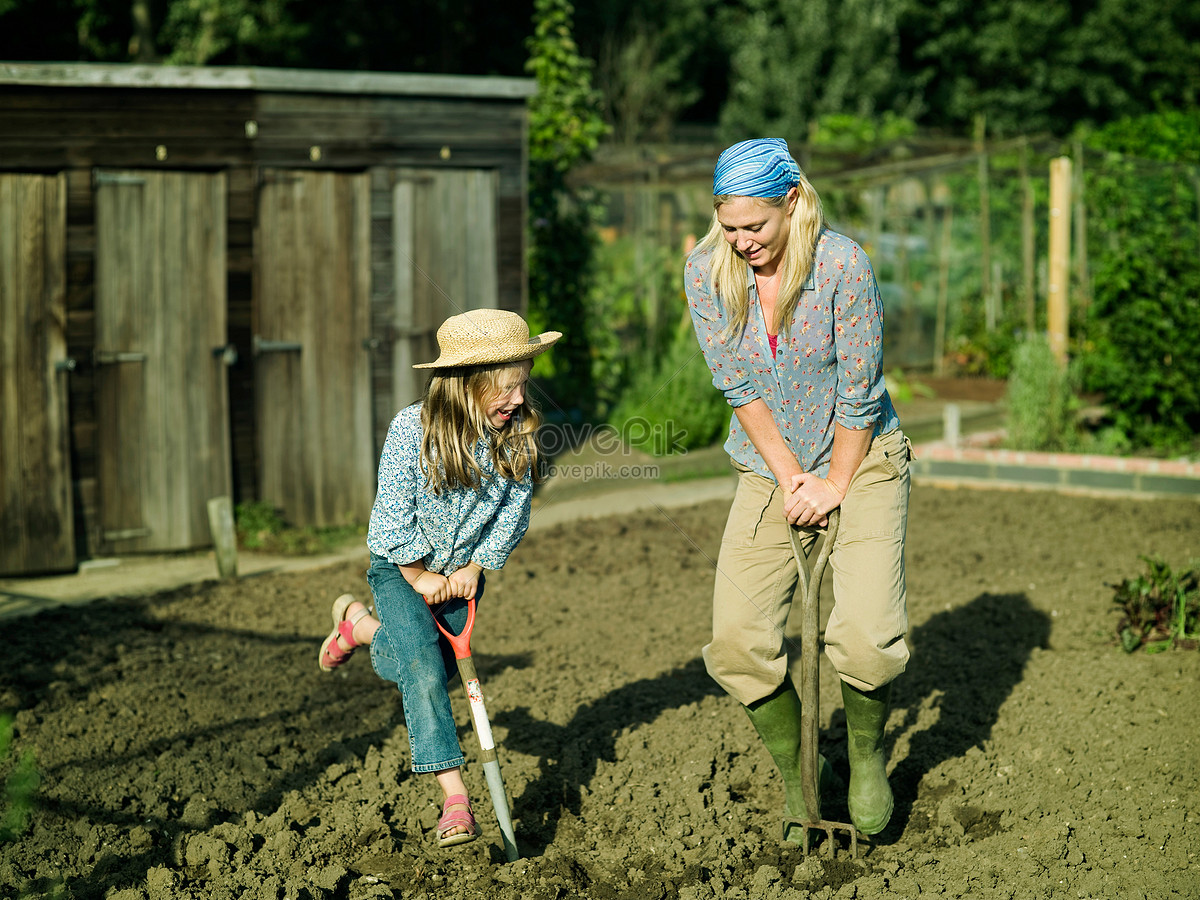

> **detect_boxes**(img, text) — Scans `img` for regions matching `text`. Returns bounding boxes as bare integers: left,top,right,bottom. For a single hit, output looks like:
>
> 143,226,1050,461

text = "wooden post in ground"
1048,157,1072,367
1020,137,1036,334
934,182,953,376
975,115,992,329
207,496,238,579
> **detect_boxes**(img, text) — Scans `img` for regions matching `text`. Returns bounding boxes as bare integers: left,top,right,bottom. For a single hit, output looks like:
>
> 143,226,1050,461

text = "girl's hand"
785,472,845,527
413,570,452,605
447,563,483,600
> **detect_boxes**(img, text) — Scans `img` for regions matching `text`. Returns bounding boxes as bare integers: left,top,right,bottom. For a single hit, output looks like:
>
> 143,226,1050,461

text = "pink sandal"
318,594,371,672
437,794,480,848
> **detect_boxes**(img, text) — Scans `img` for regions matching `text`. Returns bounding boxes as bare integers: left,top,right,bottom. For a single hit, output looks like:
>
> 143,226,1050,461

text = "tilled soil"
2,486,1198,900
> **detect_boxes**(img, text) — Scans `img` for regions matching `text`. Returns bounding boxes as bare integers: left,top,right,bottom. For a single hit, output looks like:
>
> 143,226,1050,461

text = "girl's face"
717,190,797,272
484,360,532,429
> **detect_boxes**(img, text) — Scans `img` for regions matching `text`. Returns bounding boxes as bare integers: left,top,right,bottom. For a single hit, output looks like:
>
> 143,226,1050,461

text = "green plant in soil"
0,714,39,842
1005,335,1079,452
234,501,365,556
1111,556,1200,653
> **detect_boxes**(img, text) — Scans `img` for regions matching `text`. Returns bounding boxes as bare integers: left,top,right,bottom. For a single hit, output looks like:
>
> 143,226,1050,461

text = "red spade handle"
429,597,477,660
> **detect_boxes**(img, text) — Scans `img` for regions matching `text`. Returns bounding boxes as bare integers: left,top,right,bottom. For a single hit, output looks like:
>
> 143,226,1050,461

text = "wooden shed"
0,62,536,576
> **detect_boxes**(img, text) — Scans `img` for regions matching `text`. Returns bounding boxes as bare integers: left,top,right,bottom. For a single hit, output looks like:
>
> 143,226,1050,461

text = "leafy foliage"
576,0,715,143
607,322,729,456
159,0,307,65
1111,556,1200,653
584,235,684,418
718,0,910,143
1075,110,1200,454
0,715,38,843
525,0,610,420
2,0,1196,141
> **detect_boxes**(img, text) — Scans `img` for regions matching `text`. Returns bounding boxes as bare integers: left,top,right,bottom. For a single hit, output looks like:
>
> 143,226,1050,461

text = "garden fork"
784,508,860,858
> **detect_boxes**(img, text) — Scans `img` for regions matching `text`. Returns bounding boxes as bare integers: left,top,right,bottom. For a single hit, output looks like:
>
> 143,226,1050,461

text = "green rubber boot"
745,681,843,843
840,680,894,835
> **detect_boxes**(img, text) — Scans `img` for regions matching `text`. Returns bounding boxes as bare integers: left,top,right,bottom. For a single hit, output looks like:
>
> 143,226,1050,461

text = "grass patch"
235,501,365,556
0,714,38,843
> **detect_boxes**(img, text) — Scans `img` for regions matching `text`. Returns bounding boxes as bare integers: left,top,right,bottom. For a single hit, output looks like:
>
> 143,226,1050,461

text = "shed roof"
0,62,537,100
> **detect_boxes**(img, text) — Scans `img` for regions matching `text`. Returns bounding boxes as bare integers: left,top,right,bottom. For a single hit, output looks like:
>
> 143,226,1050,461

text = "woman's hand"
412,570,452,605
447,563,483,600
785,472,846,527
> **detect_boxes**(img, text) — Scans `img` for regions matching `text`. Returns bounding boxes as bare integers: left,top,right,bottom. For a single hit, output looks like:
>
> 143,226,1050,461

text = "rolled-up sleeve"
832,246,889,431
685,250,760,408
367,409,434,566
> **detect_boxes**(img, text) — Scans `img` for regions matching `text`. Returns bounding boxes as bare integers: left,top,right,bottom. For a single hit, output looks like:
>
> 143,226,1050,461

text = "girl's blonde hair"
419,362,543,495
695,175,825,339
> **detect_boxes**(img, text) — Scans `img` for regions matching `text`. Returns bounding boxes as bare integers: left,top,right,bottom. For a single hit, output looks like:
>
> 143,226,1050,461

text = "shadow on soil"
863,592,1052,844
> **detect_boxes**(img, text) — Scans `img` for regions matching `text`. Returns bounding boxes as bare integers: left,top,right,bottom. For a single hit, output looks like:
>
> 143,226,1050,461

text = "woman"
685,138,911,840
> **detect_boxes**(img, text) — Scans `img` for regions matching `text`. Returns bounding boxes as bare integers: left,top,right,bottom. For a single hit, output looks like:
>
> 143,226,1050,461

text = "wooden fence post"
934,186,953,376
207,496,238,579
1048,157,1072,366
975,114,992,328
1020,137,1036,334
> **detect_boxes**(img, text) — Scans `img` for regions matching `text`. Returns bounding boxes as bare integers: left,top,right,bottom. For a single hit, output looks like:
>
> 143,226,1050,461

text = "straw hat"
413,308,562,369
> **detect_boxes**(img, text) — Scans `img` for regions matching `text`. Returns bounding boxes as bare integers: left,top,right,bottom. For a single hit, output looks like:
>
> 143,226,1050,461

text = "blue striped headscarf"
712,138,801,198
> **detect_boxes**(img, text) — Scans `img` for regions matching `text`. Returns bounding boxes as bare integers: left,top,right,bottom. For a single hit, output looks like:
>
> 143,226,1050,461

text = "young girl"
317,308,560,848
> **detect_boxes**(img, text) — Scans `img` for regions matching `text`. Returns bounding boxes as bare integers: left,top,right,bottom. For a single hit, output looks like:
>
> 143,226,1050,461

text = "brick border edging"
911,440,1200,497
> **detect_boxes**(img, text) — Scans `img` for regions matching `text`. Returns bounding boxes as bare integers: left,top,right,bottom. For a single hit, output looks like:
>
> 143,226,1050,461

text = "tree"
158,0,306,65
897,0,1200,135
573,0,715,144
718,0,906,143
1062,0,1200,121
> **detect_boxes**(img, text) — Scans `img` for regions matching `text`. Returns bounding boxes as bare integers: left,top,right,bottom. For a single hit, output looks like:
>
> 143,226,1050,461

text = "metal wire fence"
573,136,1200,380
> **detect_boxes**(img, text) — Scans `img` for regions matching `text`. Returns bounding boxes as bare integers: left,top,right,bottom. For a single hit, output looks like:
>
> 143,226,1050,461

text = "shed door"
0,173,74,576
389,167,499,417
255,170,373,528
94,170,232,553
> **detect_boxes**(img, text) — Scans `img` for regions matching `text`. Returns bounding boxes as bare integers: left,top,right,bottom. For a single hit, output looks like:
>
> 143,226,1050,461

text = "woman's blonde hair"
695,175,825,339
419,362,543,494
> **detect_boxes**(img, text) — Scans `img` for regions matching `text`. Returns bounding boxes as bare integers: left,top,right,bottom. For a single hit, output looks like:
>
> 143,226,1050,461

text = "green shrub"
584,236,684,419
1076,111,1200,455
1111,556,1200,653
1004,336,1077,451
608,323,730,456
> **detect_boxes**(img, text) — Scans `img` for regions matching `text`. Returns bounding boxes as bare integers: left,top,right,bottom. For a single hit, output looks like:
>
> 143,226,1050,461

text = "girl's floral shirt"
685,229,899,481
367,403,532,574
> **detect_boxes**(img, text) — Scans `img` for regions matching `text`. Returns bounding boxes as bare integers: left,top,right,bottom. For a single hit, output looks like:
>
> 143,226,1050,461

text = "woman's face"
717,190,797,272
483,359,532,429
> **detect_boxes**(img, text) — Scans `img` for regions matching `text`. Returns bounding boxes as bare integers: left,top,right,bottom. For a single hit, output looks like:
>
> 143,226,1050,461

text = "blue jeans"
366,553,484,773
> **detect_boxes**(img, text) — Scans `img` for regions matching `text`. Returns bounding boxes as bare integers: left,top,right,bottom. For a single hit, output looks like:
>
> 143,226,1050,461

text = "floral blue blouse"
366,403,532,574
685,229,900,481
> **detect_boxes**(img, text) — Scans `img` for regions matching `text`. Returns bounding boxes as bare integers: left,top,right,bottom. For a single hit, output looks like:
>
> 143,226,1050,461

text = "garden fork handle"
788,508,840,825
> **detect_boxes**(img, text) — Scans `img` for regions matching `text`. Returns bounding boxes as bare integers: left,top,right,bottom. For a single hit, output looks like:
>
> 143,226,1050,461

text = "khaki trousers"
703,428,911,704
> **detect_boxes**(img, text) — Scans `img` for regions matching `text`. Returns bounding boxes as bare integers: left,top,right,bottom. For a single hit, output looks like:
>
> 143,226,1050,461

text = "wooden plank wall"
254,170,374,527
92,170,232,553
0,79,529,551
0,173,74,575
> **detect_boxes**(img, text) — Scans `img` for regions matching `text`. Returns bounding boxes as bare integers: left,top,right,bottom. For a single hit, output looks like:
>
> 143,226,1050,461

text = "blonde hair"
419,362,543,495
695,175,825,339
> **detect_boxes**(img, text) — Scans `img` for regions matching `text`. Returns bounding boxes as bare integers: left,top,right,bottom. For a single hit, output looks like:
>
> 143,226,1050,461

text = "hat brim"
413,332,562,369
